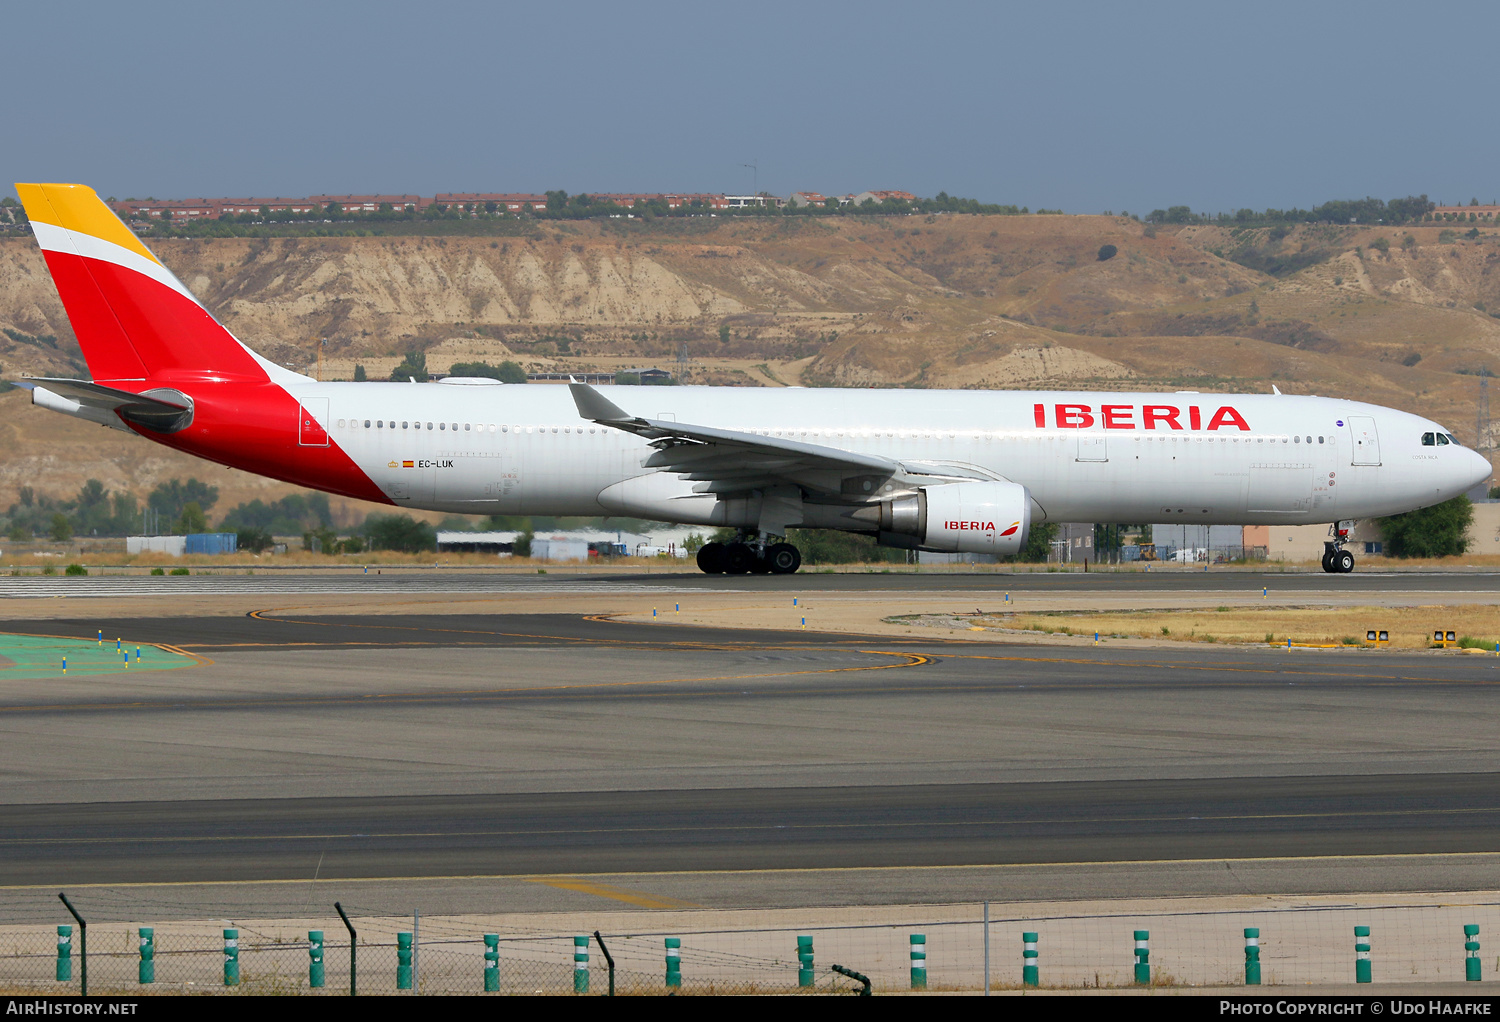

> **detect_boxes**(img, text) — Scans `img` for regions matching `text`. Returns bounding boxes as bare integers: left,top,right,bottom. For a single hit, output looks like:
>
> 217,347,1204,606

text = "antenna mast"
1479,372,1491,451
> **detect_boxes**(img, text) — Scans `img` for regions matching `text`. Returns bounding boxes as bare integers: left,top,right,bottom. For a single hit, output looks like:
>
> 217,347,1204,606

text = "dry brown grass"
979,604,1500,649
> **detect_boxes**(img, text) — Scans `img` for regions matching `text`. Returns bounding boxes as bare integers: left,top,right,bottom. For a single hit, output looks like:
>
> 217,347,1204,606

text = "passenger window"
364,420,371,428
1294,436,1300,443
452,423,458,431
1318,436,1323,443
376,420,383,428
463,423,470,431
1422,432,1435,446
1436,433,1450,445
426,422,433,430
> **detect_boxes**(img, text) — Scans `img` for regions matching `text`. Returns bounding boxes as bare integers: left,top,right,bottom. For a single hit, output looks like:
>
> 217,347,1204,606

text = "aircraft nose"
1465,448,1494,491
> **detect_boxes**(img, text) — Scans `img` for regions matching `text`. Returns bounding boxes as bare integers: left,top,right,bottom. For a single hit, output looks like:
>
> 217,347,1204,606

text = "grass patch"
972,605,1500,649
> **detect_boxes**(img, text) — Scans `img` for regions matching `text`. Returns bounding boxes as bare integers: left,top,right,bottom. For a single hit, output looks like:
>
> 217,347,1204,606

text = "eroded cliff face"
0,215,1248,377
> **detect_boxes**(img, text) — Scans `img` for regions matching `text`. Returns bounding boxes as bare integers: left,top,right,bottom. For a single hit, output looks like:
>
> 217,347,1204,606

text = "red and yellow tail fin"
17,183,290,385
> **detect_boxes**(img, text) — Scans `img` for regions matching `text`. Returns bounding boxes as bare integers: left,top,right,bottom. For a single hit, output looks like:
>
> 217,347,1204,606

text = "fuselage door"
1348,416,1381,466
298,397,329,447
1076,435,1108,462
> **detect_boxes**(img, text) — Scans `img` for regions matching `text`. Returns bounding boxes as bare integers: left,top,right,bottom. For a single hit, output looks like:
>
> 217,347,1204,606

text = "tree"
512,530,533,558
49,513,72,542
149,478,219,524
389,350,429,382
1017,520,1059,562
236,527,274,553
719,323,731,343
1378,496,1474,558
363,513,437,552
1097,244,1117,261
353,364,367,382
177,501,209,534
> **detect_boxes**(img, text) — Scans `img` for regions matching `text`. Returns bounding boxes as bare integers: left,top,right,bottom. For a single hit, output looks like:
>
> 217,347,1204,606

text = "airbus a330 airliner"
13,184,1491,574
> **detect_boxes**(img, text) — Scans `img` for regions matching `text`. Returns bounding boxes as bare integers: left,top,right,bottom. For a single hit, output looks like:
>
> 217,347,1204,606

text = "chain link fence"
2,898,1496,995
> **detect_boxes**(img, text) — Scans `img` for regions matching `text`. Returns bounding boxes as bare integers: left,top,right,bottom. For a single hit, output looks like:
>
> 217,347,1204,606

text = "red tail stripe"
40,251,149,381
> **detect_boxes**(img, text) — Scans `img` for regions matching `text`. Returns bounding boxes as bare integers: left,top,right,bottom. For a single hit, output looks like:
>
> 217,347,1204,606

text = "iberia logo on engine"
946,521,996,531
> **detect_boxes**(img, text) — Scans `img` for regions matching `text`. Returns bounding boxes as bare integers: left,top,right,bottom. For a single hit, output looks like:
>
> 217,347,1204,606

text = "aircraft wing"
570,382,988,498
16,377,191,433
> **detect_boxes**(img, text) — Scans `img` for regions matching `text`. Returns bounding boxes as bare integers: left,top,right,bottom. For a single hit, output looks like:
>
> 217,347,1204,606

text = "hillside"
2,213,1496,512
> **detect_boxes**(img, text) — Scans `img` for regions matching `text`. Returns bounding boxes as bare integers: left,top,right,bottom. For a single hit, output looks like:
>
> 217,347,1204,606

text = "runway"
1,609,1498,915
4,774,1499,888
2,568,1498,600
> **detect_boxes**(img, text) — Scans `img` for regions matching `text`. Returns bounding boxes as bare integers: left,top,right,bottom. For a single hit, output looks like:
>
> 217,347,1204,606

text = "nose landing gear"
1321,522,1356,573
695,537,803,575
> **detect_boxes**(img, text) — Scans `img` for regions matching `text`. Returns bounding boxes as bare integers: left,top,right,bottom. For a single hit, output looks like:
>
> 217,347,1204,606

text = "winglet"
570,382,635,422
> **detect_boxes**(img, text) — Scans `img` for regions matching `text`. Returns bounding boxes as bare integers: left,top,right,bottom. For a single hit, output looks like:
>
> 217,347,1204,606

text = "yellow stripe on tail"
16,183,163,267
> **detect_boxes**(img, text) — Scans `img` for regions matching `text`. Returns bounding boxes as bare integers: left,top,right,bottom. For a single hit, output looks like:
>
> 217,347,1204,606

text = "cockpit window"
1421,432,1435,446
1446,434,1460,446
1436,433,1450,446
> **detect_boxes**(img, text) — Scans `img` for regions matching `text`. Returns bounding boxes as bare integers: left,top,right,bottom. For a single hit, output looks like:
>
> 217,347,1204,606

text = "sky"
6,0,1500,215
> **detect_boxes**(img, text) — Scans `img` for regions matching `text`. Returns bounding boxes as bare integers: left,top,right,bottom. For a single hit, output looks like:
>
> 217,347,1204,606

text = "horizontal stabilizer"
17,377,193,433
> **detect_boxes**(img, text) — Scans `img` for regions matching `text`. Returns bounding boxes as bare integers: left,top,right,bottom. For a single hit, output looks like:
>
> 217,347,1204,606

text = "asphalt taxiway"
0,604,1497,918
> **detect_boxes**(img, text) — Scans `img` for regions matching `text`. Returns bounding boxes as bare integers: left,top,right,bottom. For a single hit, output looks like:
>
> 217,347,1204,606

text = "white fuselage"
289,383,1488,528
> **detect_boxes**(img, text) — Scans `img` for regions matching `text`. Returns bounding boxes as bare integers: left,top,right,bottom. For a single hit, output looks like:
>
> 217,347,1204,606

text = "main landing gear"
696,537,802,575
1321,521,1356,574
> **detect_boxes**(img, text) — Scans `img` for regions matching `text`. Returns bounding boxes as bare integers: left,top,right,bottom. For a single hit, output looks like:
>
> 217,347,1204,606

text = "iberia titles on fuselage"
12,183,1492,574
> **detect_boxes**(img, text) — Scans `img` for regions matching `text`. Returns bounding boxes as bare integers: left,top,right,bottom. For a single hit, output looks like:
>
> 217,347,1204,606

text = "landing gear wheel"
1336,550,1355,573
723,543,756,575
766,542,802,575
696,542,727,574
1321,551,1337,573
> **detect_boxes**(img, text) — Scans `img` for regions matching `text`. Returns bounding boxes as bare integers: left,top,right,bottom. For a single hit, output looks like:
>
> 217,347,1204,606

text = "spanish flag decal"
403,460,415,468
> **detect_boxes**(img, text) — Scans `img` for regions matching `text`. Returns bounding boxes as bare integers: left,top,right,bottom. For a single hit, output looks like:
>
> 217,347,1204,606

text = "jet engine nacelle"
879,481,1033,555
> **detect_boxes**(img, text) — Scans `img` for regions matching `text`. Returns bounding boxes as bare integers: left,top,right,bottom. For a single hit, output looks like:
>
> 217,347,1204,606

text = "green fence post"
1465,925,1481,982
1133,930,1150,985
483,934,499,992
665,937,681,989
797,934,814,987
1244,928,1260,985
55,925,71,983
573,935,589,994
308,931,324,989
397,931,413,990
137,927,154,985
1022,931,1039,987
223,928,239,987
910,933,926,989
1355,926,1371,983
